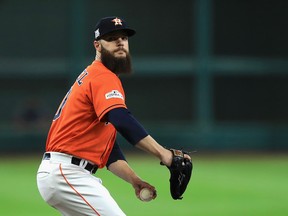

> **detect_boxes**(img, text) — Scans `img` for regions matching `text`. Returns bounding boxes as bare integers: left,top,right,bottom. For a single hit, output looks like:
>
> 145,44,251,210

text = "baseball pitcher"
36,16,192,216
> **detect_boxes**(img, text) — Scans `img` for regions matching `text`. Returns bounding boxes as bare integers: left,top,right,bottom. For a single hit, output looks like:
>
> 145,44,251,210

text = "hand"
131,178,157,200
161,148,191,167
160,148,173,167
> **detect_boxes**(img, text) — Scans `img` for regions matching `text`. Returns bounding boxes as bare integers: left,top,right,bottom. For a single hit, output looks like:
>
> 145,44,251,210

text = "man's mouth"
114,48,127,53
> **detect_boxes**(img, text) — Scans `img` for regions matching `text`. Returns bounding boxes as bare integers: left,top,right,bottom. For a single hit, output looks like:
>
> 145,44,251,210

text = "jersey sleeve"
89,73,127,120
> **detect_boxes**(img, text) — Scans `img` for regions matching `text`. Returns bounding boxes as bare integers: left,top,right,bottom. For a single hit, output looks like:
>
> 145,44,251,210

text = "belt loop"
80,159,88,168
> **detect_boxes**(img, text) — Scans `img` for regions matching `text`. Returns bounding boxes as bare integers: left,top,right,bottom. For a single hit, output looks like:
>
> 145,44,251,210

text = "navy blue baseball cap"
94,16,136,40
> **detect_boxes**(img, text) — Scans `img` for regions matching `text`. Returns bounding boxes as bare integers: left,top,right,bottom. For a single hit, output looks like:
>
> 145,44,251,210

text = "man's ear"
94,40,101,52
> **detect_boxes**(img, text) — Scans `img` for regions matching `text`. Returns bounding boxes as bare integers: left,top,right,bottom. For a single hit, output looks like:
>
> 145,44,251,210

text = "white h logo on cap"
112,18,122,26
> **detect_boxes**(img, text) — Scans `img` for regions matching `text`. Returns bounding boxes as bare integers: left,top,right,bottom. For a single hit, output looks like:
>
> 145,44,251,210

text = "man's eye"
106,37,116,41
104,36,128,42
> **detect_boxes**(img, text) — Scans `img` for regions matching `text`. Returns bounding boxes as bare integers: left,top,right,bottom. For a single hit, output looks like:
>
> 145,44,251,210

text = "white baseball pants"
36,152,126,216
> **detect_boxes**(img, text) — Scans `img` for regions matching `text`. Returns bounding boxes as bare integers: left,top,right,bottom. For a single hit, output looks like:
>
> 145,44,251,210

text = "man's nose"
116,38,124,45
115,37,124,42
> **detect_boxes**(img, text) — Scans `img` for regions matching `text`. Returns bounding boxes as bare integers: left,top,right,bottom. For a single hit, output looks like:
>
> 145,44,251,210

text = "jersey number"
53,70,88,121
53,87,72,121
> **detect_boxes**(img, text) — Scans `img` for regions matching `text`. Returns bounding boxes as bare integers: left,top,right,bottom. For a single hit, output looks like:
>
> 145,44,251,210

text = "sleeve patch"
105,90,124,100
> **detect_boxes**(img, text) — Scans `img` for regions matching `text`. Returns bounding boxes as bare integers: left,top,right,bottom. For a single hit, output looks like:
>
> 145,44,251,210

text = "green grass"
0,153,287,216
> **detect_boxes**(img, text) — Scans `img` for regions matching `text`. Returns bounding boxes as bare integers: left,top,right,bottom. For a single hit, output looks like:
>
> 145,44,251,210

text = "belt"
43,152,98,174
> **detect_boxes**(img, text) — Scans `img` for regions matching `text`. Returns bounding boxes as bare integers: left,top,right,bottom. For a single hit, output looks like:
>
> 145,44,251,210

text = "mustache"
114,47,128,53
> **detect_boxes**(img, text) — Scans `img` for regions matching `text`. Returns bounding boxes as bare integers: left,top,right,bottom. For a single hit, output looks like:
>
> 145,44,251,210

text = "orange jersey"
46,60,127,168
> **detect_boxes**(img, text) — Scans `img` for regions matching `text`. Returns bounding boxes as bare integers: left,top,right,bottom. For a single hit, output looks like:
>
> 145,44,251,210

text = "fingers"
133,181,157,200
144,184,157,199
150,188,157,199
184,153,191,161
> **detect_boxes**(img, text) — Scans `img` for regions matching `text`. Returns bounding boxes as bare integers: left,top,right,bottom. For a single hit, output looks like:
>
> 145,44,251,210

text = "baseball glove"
161,148,193,200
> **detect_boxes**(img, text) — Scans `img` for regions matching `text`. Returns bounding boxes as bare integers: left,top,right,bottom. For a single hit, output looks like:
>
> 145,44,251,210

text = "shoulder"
81,62,121,88
87,61,118,79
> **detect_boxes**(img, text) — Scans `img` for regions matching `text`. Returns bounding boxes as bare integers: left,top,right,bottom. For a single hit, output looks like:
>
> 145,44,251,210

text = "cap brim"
124,28,136,37
97,28,136,40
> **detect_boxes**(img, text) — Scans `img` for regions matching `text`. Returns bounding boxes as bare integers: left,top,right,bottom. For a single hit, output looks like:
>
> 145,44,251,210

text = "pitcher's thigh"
55,164,126,216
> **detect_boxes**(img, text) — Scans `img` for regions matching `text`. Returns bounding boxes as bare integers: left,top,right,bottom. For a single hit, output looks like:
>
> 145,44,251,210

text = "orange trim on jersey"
59,164,101,216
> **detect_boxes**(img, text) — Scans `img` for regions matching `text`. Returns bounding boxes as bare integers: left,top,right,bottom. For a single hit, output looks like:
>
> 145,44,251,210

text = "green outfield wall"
1,0,288,152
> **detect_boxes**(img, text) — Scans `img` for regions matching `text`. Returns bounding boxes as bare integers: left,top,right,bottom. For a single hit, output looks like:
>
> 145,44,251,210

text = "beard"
101,46,133,75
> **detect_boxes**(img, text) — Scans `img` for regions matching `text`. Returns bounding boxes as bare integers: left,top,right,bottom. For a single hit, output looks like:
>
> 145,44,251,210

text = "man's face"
100,31,130,58
97,31,133,75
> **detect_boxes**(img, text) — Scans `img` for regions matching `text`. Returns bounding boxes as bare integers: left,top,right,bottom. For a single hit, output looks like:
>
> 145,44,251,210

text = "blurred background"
1,0,288,154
